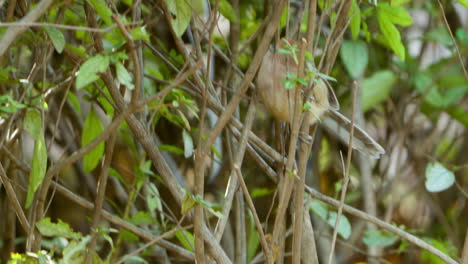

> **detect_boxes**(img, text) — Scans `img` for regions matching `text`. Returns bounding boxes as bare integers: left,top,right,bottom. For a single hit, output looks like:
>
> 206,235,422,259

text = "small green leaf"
251,188,274,198
327,212,352,239
158,144,184,155
181,190,196,215
62,235,91,263
447,105,468,127
182,129,194,158
45,27,65,54
24,110,47,208
390,0,411,6
36,218,81,240
129,211,155,225
340,40,368,79
363,229,399,247
116,62,134,90
81,107,105,173
377,3,413,26
457,0,468,8
165,0,192,37
86,0,113,26
421,238,458,264
146,183,163,215
26,134,47,208
377,9,406,60
362,70,396,112
425,162,455,192
349,0,361,40
131,26,150,42
216,0,238,23
310,199,351,239
76,55,110,90
67,92,81,115
24,109,42,140
175,230,194,251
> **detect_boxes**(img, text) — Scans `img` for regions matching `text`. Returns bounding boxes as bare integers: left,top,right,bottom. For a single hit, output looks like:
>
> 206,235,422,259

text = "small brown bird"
256,40,385,158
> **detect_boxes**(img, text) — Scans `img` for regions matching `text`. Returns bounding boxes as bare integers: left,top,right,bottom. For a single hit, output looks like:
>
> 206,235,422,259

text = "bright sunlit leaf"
425,162,455,192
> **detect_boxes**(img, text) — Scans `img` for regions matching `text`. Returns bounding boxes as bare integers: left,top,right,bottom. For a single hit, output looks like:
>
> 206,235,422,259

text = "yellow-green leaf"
36,218,81,240
165,0,192,37
457,0,468,8
340,40,368,79
116,62,134,90
24,109,42,141
24,109,47,208
25,133,47,208
81,107,105,172
377,10,405,60
362,70,396,112
86,0,113,26
349,0,361,40
76,55,110,90
45,27,65,54
377,3,413,26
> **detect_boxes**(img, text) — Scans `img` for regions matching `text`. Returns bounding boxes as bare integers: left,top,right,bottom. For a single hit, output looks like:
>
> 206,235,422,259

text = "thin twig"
0,162,30,232
0,21,140,33
233,166,272,264
327,81,357,264
436,0,468,79
305,185,459,264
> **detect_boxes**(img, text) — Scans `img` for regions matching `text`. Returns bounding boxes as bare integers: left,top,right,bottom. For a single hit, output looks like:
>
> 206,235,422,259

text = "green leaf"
45,27,65,54
24,109,43,141
181,190,196,215
129,211,155,226
116,62,134,90
349,0,361,40
456,0,468,8
120,229,139,243
377,9,406,60
62,235,91,264
447,105,468,127
215,0,238,23
24,110,47,208
340,40,368,79
327,212,352,239
421,238,458,264
377,3,413,26
0,94,25,117
182,129,194,158
425,27,452,47
362,70,396,112
175,230,194,251
86,0,113,26
165,0,192,37
425,162,455,192
131,26,150,42
247,210,260,262
158,144,184,155
81,107,105,173
390,0,411,6
251,188,274,198
0,66,16,83
67,92,81,115
363,229,399,247
36,218,81,240
310,199,352,239
76,55,110,90
146,183,162,212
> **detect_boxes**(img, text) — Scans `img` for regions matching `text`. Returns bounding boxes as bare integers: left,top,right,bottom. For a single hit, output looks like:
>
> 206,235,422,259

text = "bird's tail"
322,110,385,159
